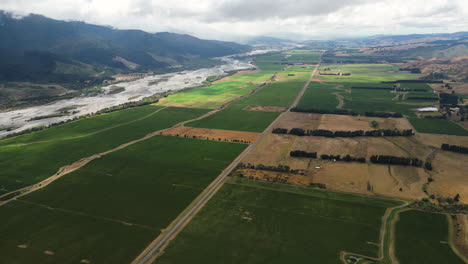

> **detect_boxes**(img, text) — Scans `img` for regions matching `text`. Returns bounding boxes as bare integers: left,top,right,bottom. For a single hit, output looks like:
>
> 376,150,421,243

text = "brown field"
414,133,468,148
160,126,261,143
454,214,468,258
274,112,322,130
241,130,468,201
273,113,414,131
427,150,468,204
244,105,287,112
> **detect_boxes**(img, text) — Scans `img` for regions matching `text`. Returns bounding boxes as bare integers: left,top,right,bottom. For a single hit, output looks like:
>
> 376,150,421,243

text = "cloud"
0,0,467,41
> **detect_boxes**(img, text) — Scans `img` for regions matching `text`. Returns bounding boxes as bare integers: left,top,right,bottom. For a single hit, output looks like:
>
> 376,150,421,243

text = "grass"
0,136,246,263
187,81,304,132
0,200,156,264
158,81,257,109
156,178,401,264
228,72,275,83
318,64,422,83
408,118,468,136
255,62,285,71
256,50,321,62
297,83,340,110
395,210,465,264
0,107,211,193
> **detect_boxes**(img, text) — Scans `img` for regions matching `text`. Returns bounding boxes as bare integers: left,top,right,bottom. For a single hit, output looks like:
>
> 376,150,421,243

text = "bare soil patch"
454,214,468,258
44,250,55,255
414,133,468,148
319,115,372,130
244,105,287,112
17,245,28,249
160,126,261,143
428,151,468,204
274,112,322,130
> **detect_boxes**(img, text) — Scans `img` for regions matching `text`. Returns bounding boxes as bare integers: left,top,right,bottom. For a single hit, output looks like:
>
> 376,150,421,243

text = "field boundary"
132,56,323,264
0,108,218,206
0,106,168,148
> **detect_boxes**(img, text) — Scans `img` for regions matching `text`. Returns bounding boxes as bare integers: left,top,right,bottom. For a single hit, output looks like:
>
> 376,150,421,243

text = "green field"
318,64,422,82
228,72,275,82
158,81,257,109
255,61,285,71
395,210,465,264
408,118,468,136
0,136,246,263
256,50,321,62
297,83,340,110
187,81,304,132
0,106,210,193
156,178,401,264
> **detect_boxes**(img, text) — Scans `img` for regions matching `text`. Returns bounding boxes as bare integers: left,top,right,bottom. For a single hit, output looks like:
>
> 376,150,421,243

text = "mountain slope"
0,11,250,79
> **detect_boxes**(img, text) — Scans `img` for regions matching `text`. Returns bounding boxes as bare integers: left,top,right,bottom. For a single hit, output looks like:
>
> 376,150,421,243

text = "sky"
0,0,467,41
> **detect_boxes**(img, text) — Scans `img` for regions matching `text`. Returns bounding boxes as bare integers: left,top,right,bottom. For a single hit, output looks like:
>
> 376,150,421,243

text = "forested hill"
0,10,250,82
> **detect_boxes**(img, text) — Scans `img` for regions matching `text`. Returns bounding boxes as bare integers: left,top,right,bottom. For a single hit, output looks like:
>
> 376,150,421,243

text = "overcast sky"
1,0,467,41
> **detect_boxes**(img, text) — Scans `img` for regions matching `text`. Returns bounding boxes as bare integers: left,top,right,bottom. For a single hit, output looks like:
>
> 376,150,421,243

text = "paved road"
136,59,322,264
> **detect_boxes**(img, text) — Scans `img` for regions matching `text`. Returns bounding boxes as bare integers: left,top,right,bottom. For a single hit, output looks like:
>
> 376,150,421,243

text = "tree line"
351,86,427,92
441,144,468,154
273,128,414,137
370,155,432,170
237,163,304,174
291,107,403,118
290,150,366,163
382,80,443,84
407,96,439,101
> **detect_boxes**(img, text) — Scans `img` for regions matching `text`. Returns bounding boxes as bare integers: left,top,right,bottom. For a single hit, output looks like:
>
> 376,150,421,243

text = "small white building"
417,107,438,112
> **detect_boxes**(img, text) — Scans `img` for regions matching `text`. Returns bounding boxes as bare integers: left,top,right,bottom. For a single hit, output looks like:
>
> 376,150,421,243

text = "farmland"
0,136,246,263
156,178,401,264
256,50,321,62
0,106,211,193
317,64,422,82
409,118,468,136
187,81,305,132
157,81,257,109
1,44,467,264
395,210,465,264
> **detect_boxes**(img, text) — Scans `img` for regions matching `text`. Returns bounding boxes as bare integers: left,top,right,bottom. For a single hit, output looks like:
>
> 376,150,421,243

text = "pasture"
0,136,246,263
408,118,468,136
317,64,422,82
158,81,257,109
156,178,401,264
0,107,211,193
395,210,465,264
297,83,340,110
187,81,304,132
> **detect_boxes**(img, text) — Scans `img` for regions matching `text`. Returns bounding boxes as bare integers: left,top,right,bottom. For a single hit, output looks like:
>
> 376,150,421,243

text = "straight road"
135,58,322,264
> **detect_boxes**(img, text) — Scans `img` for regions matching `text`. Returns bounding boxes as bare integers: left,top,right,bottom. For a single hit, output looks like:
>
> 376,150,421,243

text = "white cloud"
0,0,467,41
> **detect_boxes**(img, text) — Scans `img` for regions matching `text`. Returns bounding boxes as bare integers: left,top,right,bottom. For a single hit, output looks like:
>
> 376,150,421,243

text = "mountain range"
0,10,250,83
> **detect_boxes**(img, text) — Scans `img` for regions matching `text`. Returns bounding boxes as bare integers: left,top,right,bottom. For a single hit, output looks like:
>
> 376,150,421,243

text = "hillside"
0,11,250,81
361,32,468,59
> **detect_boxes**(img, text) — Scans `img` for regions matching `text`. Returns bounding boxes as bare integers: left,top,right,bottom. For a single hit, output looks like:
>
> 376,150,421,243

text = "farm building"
416,107,438,112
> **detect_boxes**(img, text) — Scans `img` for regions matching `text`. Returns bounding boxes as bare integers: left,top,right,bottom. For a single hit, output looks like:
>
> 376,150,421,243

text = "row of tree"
352,86,427,92
290,108,403,118
237,163,304,174
370,155,432,170
382,80,443,84
321,154,366,163
364,111,403,118
291,107,356,115
273,128,414,137
289,150,366,163
441,144,468,154
407,96,439,101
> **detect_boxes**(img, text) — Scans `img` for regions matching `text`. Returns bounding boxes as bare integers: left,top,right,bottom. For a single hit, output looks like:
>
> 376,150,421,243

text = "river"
0,48,284,138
